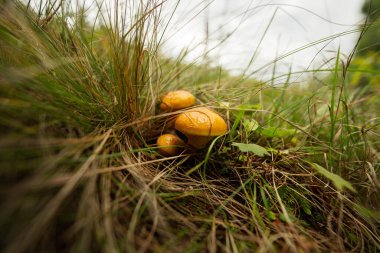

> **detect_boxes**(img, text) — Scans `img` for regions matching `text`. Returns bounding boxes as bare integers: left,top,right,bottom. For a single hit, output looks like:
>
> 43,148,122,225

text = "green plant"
0,1,379,252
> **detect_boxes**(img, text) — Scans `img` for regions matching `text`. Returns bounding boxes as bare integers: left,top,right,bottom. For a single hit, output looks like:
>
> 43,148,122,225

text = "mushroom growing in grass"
156,133,185,156
160,90,195,112
174,107,228,149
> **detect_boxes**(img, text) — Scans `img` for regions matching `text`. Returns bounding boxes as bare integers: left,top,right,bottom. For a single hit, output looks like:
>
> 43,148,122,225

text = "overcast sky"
32,0,366,82
160,0,365,82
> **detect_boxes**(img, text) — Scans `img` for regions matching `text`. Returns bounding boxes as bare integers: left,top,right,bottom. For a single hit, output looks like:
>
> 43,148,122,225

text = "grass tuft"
0,1,379,252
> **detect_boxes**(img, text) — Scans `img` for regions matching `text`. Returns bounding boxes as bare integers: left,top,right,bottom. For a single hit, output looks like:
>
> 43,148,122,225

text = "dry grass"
0,1,379,252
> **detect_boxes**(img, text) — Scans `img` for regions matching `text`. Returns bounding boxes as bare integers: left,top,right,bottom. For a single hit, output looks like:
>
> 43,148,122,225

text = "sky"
31,0,366,82
160,0,365,83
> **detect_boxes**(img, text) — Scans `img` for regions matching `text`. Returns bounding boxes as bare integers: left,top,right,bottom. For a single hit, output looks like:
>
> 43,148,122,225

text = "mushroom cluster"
156,90,228,156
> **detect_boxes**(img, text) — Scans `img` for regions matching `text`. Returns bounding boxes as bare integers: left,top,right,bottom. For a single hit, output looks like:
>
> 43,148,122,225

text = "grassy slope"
0,1,379,252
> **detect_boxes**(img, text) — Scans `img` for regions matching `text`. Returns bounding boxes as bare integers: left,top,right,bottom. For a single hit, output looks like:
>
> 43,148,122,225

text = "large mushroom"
174,107,228,149
156,133,185,156
160,90,195,112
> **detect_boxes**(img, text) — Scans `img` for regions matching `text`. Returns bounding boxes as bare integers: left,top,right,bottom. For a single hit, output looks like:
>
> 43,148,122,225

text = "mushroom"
174,107,228,149
156,133,185,156
160,90,195,112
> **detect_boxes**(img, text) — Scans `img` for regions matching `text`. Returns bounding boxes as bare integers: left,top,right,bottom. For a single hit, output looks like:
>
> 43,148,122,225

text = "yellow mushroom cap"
160,90,195,111
175,107,227,137
156,133,184,156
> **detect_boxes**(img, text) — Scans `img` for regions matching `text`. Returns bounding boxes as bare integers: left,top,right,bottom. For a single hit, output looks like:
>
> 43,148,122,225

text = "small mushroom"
160,90,195,112
174,107,227,149
156,133,185,156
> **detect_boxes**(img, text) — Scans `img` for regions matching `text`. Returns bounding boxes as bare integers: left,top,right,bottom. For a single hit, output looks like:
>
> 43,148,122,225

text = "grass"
0,1,379,252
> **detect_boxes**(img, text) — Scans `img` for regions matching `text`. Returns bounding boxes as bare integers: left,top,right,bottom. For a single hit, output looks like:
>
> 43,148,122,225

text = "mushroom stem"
187,135,212,149
163,117,176,131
